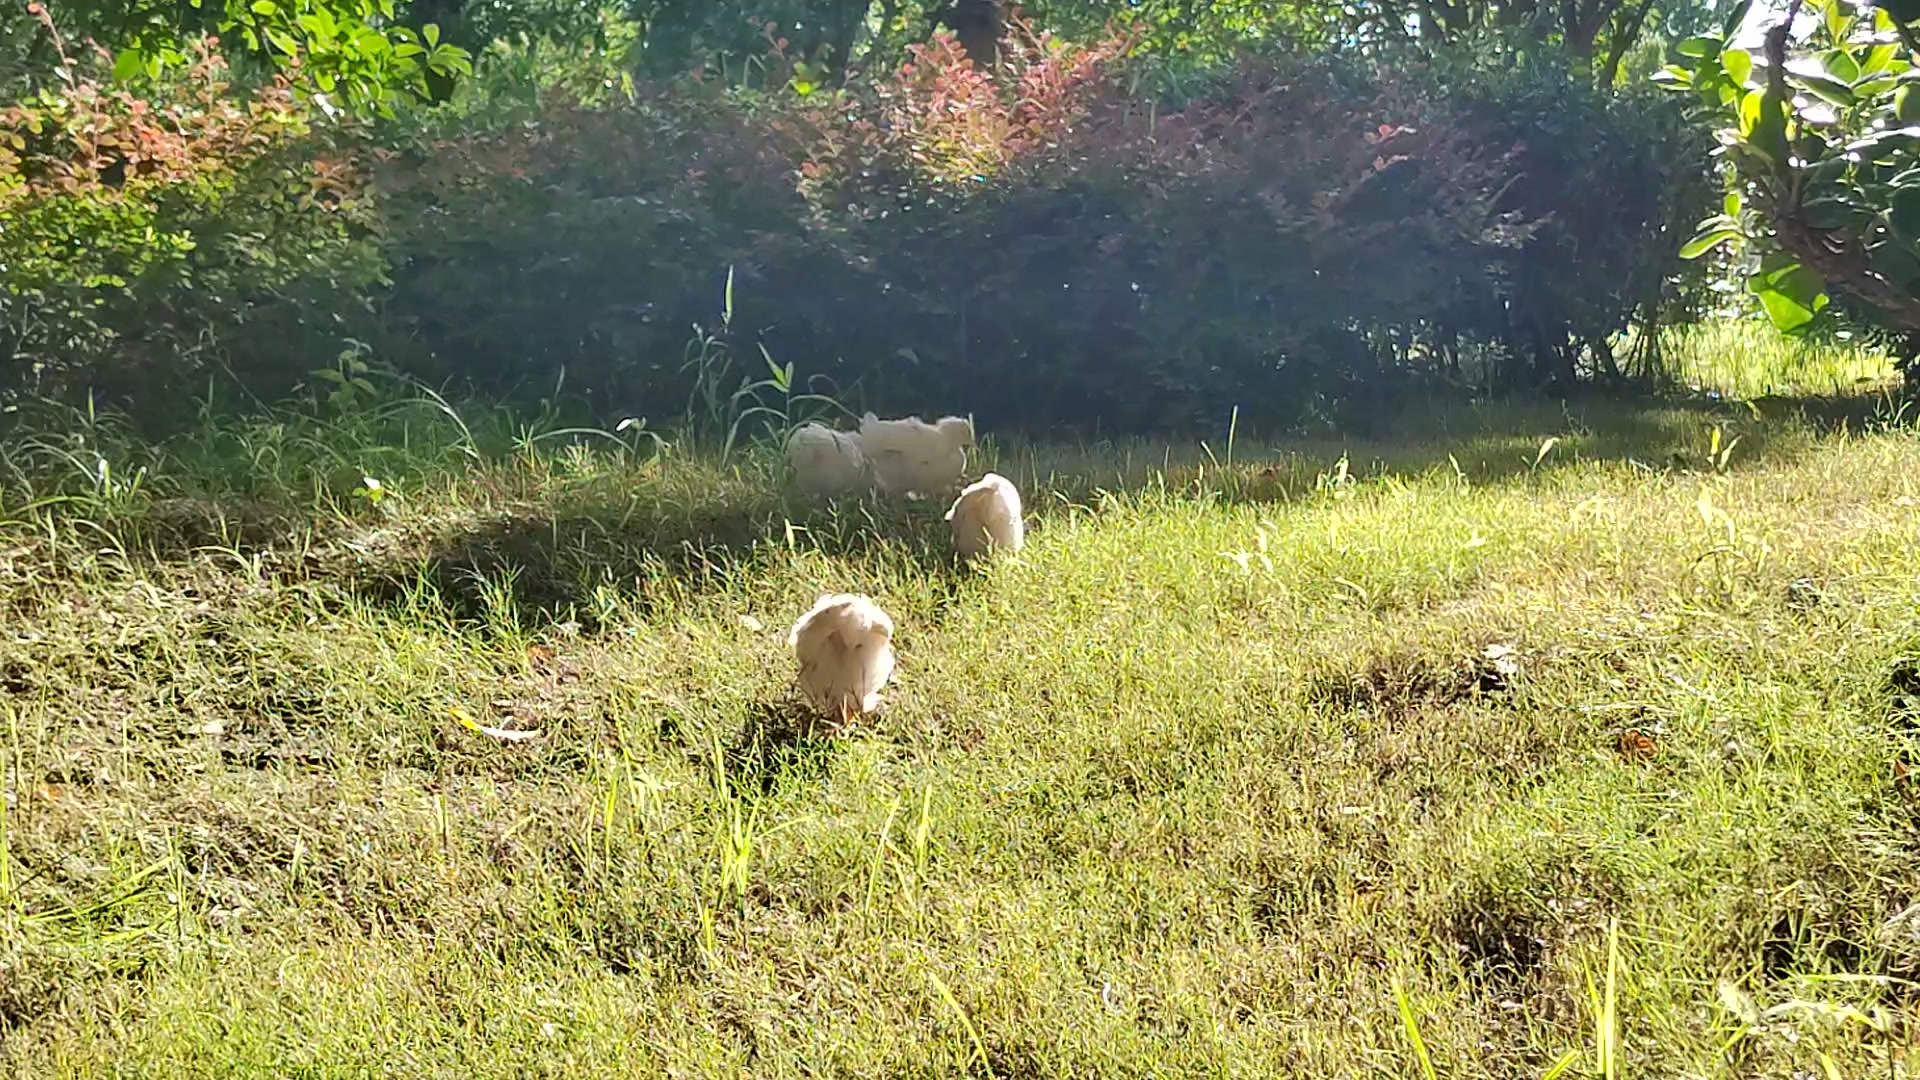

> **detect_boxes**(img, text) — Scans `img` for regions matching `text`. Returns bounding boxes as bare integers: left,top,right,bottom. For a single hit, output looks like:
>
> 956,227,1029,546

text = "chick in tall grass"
946,472,1025,560
785,423,870,496
859,413,973,498
787,593,896,727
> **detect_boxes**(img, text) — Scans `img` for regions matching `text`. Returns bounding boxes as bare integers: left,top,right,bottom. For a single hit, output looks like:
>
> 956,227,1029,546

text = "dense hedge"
0,18,1711,434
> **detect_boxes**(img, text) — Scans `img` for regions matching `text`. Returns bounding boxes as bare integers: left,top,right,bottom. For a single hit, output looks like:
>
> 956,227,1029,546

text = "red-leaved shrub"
33,8,1691,433
0,13,386,407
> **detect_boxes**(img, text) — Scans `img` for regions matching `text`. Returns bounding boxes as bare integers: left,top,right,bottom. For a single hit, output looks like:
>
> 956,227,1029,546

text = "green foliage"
679,268,850,457
0,32,387,407
1660,0,1920,365
371,22,1698,434
0,2,1722,432
1405,35,1716,383
628,0,879,78
371,63,813,409
11,0,472,116
213,0,474,115
621,0,1298,84
1031,0,1325,58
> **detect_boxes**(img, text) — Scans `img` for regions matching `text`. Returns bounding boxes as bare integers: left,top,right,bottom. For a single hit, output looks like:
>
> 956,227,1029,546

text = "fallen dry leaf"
1616,729,1657,761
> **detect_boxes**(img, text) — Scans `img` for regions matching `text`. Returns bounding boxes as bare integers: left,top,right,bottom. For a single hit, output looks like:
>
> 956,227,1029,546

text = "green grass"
2,333,1920,1076
1654,320,1898,400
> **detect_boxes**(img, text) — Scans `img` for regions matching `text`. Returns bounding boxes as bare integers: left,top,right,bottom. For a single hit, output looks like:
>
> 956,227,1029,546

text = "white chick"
859,413,974,497
785,423,870,495
786,593,896,725
945,472,1025,559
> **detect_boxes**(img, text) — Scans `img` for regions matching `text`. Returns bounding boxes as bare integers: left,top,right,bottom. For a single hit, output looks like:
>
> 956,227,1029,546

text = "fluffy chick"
786,593,896,725
785,423,870,495
859,413,974,497
945,472,1025,559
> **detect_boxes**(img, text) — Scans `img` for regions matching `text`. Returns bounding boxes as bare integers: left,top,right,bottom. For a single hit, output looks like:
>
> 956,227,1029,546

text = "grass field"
1,327,1918,1077
1655,322,1897,401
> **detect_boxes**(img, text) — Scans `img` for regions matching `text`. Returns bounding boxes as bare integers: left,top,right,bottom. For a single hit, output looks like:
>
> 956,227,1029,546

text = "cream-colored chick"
786,593,896,725
945,472,1025,559
859,413,974,497
785,423,870,495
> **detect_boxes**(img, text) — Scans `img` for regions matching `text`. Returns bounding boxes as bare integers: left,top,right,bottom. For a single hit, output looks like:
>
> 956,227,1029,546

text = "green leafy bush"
1660,0,1920,390
0,9,1709,434
4,0,472,116
1411,35,1714,384
372,67,814,413
0,25,388,408
377,20,1697,433
792,32,1540,427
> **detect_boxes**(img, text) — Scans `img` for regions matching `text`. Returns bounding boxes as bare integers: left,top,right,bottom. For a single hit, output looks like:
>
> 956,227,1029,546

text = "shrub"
15,12,1705,434
796,40,1547,427
1659,0,1920,391
0,20,387,411
372,70,815,415
1406,36,1715,384
744,23,1582,427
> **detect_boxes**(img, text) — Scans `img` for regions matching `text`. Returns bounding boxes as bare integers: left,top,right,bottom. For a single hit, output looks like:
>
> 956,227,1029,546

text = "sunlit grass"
0,359,1915,1076
1653,319,1898,399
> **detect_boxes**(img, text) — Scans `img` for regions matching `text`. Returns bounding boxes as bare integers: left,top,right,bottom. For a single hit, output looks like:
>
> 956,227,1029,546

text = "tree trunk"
1598,0,1656,86
933,0,1001,71
823,0,874,83
1590,333,1622,383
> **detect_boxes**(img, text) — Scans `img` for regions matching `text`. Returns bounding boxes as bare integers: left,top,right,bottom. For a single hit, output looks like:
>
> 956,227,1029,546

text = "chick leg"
837,695,859,732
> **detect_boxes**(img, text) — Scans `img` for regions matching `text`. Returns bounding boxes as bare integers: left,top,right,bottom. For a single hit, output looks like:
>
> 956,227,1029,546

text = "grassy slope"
2,349,1919,1076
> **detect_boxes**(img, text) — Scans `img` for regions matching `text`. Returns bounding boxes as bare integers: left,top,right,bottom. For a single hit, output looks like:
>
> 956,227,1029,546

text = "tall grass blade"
1539,1049,1579,1080
928,966,996,1079
1598,917,1621,1080
1392,976,1439,1080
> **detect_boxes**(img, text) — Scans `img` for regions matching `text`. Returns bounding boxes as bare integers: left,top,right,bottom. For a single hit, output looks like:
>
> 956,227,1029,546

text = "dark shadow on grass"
255,388,1911,632
55,495,309,567
343,490,975,632
1012,387,1908,513
724,699,840,797
49,386,1907,634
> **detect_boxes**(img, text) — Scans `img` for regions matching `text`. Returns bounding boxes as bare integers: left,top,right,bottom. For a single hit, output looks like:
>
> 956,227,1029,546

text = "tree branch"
1775,214,1920,330
1764,0,1920,330
1894,16,1920,63
1598,0,1657,87
1570,0,1624,56
1763,0,1799,123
